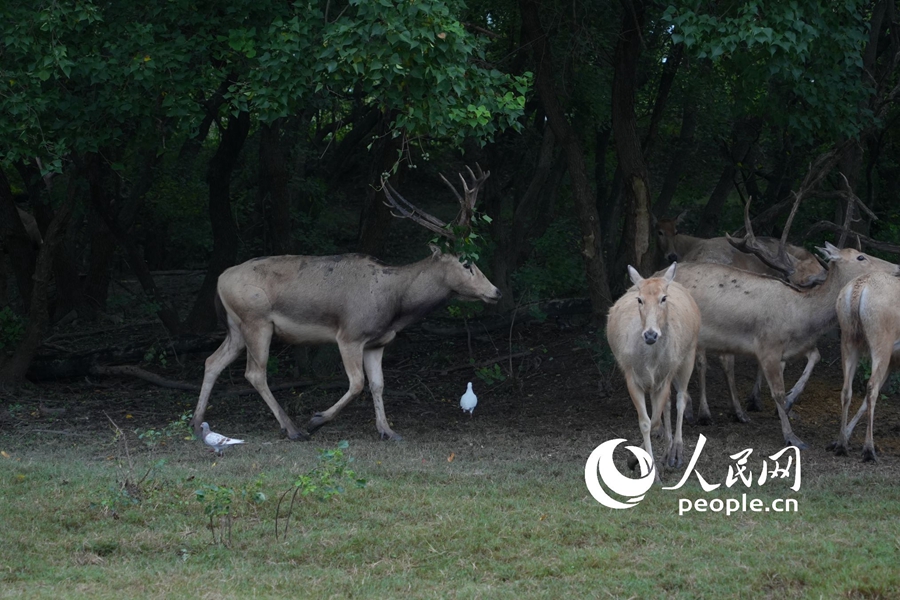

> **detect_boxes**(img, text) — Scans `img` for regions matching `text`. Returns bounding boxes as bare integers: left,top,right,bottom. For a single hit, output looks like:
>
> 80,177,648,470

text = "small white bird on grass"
200,422,245,456
460,382,478,416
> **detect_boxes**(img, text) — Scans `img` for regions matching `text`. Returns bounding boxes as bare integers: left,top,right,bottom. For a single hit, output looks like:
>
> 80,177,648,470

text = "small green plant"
267,355,280,376
135,411,193,448
195,484,235,546
475,363,506,386
143,343,169,368
0,307,25,352
275,440,366,540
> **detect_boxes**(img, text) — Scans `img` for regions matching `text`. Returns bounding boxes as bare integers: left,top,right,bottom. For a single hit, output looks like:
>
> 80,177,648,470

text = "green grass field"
1,420,897,600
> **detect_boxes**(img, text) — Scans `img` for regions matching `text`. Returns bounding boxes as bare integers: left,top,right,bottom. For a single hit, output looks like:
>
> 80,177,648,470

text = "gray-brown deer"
607,263,701,477
829,272,900,461
190,166,501,441
654,211,826,418
672,240,900,449
0,207,43,307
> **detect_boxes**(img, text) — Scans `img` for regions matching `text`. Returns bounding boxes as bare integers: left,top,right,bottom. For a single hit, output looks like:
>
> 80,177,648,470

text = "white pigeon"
460,382,478,416
200,422,245,456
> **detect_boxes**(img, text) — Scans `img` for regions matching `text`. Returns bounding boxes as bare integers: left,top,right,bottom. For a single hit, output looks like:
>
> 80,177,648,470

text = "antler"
726,196,798,280
381,164,491,240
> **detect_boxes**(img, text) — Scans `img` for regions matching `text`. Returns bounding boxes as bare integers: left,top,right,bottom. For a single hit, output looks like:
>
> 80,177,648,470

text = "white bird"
200,422,245,456
460,382,477,416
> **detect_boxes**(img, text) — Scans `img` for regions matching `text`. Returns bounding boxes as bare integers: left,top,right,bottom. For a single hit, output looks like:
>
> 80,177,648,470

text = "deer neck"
395,258,454,322
802,263,851,329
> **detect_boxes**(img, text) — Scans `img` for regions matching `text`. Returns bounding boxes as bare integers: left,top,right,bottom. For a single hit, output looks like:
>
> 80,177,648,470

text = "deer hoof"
745,397,763,412
696,413,713,426
862,446,877,462
288,429,310,441
379,431,403,442
784,435,808,450
307,413,328,433
733,411,751,424
665,444,683,469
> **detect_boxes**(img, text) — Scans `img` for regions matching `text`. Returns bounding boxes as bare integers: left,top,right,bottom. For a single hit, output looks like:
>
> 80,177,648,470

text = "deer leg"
719,354,749,423
862,352,891,462
746,368,764,412
190,320,246,436
667,357,695,469
784,347,821,413
624,375,660,483
242,320,307,440
696,349,713,425
830,337,859,455
308,339,366,434
363,347,401,441
760,355,807,450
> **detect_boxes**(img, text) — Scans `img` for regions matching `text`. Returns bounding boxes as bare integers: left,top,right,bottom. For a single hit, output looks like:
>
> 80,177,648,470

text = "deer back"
837,272,900,363
672,244,900,357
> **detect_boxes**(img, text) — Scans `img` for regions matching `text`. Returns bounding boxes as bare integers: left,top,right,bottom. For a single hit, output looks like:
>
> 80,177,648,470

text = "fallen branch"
434,351,531,375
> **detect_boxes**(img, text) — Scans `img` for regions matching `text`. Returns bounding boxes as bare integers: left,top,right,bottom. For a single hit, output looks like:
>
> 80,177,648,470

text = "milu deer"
190,166,501,441
607,263,701,476
0,207,43,307
654,211,825,417
672,242,900,449
829,272,900,461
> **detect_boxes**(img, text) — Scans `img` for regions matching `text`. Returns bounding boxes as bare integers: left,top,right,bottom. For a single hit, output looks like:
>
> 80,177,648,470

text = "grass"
1,424,898,599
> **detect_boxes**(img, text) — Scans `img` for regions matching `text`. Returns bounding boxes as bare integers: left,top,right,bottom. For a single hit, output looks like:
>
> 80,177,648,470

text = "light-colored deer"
830,272,900,461
673,242,900,449
0,207,43,307
653,211,826,418
191,167,501,441
607,263,701,476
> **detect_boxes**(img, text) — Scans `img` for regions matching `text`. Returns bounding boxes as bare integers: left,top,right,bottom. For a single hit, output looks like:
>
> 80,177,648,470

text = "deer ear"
663,262,677,283
428,243,442,258
676,210,689,225
627,265,643,286
817,242,842,262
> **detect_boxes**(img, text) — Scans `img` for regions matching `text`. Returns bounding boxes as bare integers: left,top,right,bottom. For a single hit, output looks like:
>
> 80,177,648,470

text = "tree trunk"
357,115,403,257
259,119,293,255
0,167,39,310
184,110,251,333
520,0,611,319
612,0,654,275
0,174,79,383
697,117,760,237
654,100,697,216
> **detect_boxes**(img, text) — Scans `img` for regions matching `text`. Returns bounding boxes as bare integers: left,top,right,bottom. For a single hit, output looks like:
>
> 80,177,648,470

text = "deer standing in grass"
654,211,826,418
672,240,900,449
607,263,701,476
190,167,501,441
829,272,900,461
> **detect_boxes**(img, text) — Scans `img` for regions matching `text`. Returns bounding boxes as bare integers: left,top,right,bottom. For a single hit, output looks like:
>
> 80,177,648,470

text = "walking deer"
0,207,43,307
672,242,900,449
654,211,826,417
190,166,501,441
829,272,900,461
607,263,701,476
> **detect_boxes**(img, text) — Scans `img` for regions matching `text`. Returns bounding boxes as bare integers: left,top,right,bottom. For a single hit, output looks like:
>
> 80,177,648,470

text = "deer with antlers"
190,166,501,441
653,209,827,418
669,195,900,448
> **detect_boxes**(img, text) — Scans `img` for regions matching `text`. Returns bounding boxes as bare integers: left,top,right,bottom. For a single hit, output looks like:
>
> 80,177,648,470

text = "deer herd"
177,164,900,475
5,161,887,474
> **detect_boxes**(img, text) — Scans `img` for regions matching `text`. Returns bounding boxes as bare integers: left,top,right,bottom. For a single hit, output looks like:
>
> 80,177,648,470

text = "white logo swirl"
584,439,656,509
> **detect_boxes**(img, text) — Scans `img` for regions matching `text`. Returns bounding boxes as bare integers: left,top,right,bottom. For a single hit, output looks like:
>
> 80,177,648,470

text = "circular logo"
584,439,656,509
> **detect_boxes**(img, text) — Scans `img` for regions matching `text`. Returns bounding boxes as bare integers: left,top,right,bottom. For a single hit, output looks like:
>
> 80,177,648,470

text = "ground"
3,291,900,483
